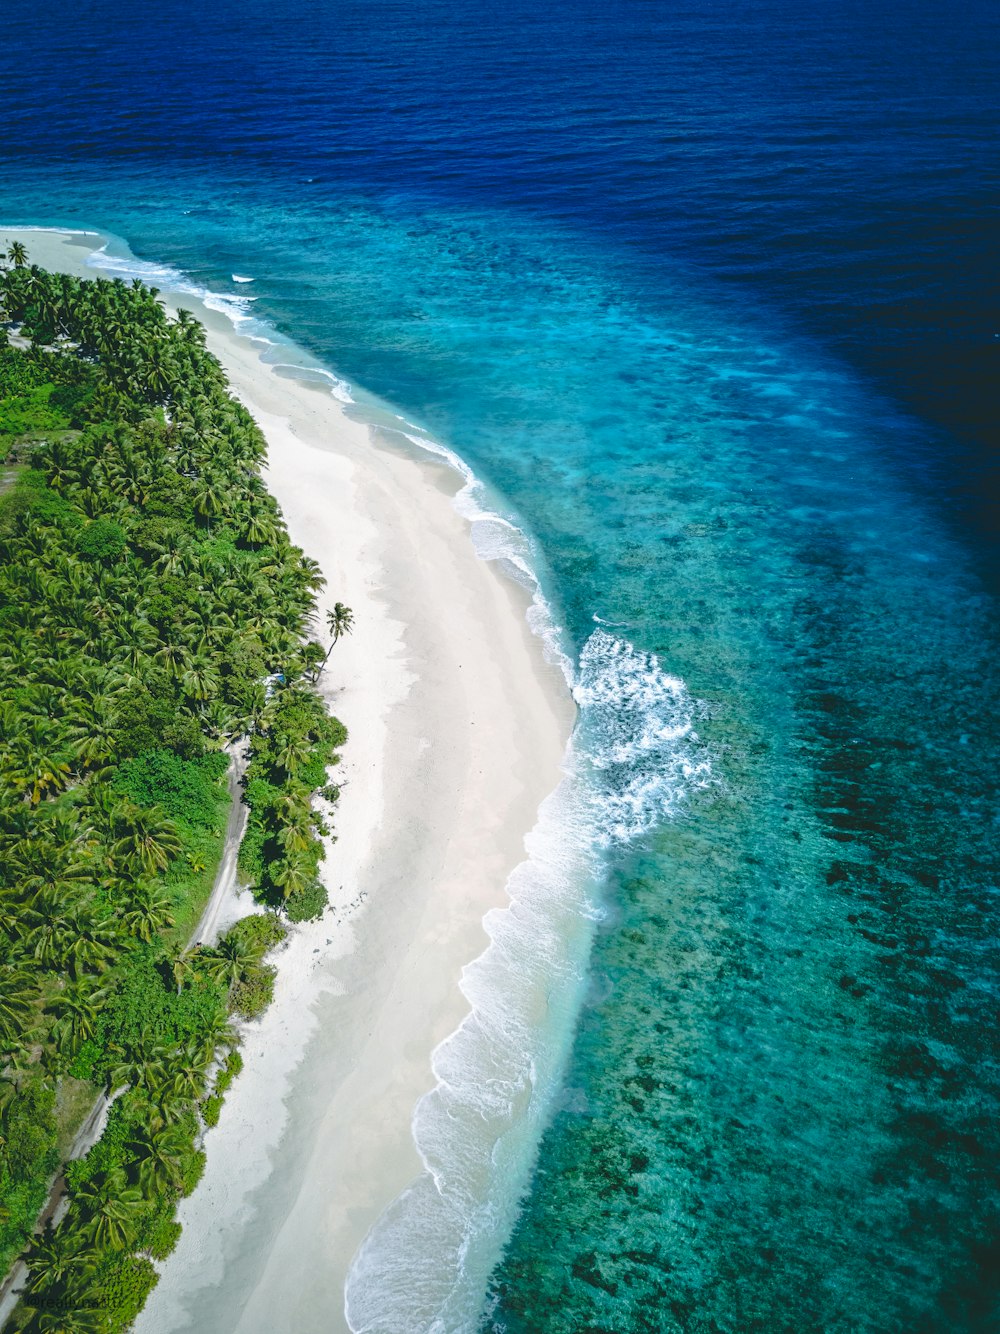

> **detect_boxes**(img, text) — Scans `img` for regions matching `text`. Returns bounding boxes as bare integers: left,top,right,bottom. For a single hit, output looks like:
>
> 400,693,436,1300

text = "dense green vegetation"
0,247,346,1330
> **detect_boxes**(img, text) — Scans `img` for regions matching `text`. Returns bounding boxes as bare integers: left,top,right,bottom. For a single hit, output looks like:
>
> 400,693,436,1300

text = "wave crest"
575,628,713,844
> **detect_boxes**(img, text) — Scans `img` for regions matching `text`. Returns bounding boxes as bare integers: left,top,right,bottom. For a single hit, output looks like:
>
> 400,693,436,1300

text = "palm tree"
0,887,23,940
175,308,207,348
61,918,119,980
193,473,228,523
273,730,311,776
277,808,315,855
154,639,192,679
313,602,354,679
130,1122,194,1194
16,898,78,967
8,838,93,906
19,1302,104,1334
74,1172,144,1248
158,1037,213,1101
0,969,38,1050
24,1231,88,1296
109,801,182,875
144,1082,194,1132
271,853,313,901
6,239,29,268
198,933,257,989
181,657,221,703
17,900,117,979
2,735,73,805
46,980,106,1054
118,887,175,943
171,951,198,995
297,640,327,682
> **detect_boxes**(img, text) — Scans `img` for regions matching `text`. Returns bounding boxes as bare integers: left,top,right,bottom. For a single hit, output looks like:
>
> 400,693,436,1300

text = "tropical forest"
0,245,347,1331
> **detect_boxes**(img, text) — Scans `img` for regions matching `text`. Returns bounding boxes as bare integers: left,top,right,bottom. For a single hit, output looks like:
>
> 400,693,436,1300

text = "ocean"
2,0,999,1329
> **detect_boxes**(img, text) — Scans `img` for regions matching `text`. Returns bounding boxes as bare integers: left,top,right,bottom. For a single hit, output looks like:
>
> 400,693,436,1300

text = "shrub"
76,517,126,562
96,1252,158,1332
229,965,276,1020
0,346,58,396
0,1170,50,1276
215,1049,243,1098
201,1095,223,1129
3,1077,58,1182
133,1196,182,1260
236,820,267,888
179,1149,206,1198
67,1094,143,1189
226,912,286,957
113,749,228,828
162,714,208,760
0,467,76,542
67,1039,101,1082
0,383,70,438
145,1212,182,1261
110,681,178,758
49,375,98,425
96,951,228,1065
285,879,328,923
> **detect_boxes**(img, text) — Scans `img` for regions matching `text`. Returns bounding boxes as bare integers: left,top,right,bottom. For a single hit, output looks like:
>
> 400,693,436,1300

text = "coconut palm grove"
0,249,347,1331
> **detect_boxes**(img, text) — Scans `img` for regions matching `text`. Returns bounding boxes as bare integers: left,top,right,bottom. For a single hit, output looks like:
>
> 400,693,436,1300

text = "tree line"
0,245,350,1330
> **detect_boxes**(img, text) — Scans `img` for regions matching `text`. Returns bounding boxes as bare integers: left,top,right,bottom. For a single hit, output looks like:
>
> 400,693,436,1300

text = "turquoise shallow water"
2,0,1000,1326
27,198,998,1334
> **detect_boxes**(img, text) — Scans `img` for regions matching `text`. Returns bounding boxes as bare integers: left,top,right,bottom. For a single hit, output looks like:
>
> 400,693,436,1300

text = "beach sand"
1,229,574,1332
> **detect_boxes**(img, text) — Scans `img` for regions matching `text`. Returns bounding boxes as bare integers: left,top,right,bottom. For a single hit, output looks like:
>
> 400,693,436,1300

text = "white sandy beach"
1,229,574,1332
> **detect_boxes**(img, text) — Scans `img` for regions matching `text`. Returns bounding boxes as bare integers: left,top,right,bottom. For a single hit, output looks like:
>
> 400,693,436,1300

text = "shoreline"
1,227,575,1331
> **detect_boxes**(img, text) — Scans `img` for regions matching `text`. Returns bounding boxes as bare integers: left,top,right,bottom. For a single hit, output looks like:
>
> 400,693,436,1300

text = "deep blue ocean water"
2,1,999,1330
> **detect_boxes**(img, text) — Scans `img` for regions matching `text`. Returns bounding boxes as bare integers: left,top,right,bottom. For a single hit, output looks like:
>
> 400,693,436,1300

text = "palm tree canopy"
0,256,348,1296
326,601,354,644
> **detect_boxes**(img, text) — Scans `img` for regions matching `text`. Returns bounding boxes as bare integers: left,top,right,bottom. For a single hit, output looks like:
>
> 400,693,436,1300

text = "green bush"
49,375,98,425
76,518,126,563
0,383,70,438
67,1095,142,1189
0,346,58,396
146,1213,182,1261
96,951,228,1066
0,467,76,541
0,1170,52,1278
226,912,286,956
229,965,276,1020
285,879,329,923
236,820,267,887
96,1252,158,1333
67,1040,102,1082
110,681,177,758
201,1095,223,1128
3,1077,58,1182
132,1196,181,1260
113,749,228,829
179,1149,206,1198
215,1049,243,1098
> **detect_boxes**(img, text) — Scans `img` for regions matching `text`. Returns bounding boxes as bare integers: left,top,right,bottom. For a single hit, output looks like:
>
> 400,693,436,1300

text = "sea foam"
85,245,268,341
575,629,714,845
